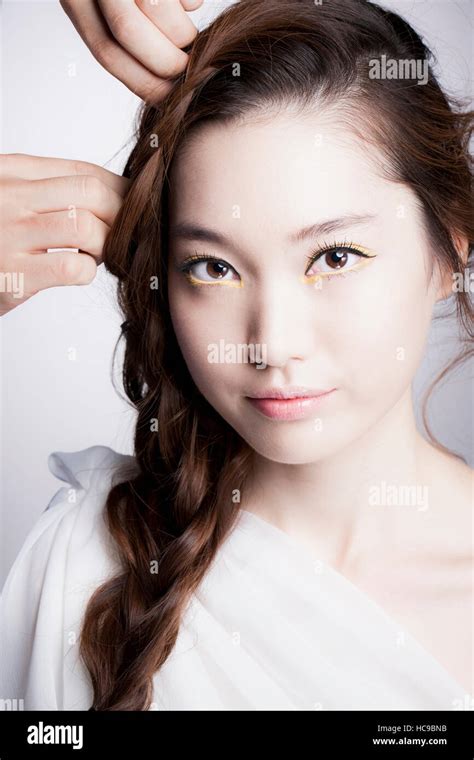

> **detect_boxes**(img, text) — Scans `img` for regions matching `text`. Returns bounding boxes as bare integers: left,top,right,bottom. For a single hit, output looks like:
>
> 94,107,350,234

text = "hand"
60,0,204,103
0,153,129,317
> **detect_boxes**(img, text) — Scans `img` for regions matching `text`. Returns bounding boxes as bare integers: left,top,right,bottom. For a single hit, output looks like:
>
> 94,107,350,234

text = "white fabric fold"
0,445,470,711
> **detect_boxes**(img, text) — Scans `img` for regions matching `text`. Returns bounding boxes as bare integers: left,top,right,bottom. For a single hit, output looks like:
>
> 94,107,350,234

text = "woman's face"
167,110,443,464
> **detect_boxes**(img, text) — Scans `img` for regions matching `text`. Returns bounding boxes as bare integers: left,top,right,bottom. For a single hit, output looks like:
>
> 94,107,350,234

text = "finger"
23,250,98,292
0,152,129,196
97,0,189,78
18,174,123,227
18,209,109,262
60,0,175,103
137,0,200,49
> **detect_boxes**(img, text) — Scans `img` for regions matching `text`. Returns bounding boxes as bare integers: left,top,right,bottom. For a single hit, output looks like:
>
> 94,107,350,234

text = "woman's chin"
237,429,336,465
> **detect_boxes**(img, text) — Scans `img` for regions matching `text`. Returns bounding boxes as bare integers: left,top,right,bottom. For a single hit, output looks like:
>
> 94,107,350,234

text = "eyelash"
305,238,375,280
179,252,230,274
178,239,374,283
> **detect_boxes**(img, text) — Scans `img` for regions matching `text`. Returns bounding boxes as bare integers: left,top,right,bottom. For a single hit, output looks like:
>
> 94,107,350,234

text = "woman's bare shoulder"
434,447,472,497
423,443,473,555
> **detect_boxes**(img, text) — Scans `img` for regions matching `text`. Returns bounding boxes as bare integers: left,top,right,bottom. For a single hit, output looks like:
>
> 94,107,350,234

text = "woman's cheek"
339,281,433,408
169,287,243,388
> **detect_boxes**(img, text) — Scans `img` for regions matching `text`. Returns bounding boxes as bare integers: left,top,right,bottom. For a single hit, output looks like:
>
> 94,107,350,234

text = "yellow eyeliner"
302,244,377,284
178,252,244,287
179,242,377,287
184,273,244,288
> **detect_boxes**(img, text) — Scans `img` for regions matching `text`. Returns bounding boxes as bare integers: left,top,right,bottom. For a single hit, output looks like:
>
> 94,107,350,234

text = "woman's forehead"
168,114,419,241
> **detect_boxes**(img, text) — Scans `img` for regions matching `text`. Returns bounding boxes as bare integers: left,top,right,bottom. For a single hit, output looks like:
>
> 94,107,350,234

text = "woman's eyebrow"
169,213,377,247
291,213,377,242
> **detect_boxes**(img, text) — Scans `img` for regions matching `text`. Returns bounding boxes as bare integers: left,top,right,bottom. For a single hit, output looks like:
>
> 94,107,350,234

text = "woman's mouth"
245,388,337,420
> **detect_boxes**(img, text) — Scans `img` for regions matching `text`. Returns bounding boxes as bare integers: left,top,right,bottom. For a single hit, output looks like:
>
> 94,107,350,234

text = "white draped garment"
0,445,471,711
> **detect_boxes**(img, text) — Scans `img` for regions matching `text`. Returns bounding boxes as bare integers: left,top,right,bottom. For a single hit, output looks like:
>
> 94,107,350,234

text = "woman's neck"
242,387,441,571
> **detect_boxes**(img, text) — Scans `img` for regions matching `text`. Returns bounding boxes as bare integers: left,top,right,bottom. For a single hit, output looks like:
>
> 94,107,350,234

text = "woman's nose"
247,280,317,369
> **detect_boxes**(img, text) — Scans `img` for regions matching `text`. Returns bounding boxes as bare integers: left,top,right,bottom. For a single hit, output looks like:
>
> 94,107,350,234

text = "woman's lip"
246,390,336,420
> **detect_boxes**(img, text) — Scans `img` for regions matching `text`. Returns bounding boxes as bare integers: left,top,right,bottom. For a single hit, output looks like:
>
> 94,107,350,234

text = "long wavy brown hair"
80,0,474,710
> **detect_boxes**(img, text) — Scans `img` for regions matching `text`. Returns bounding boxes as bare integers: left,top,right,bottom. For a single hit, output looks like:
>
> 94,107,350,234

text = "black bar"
0,709,472,757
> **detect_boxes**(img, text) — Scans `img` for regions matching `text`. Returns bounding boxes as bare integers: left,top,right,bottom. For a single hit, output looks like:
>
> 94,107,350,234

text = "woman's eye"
182,258,240,283
306,247,366,277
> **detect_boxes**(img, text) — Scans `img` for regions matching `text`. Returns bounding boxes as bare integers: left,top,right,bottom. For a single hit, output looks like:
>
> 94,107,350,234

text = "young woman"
1,0,472,711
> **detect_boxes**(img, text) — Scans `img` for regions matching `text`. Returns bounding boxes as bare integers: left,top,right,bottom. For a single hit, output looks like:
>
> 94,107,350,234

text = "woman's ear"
452,231,470,265
435,231,470,302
